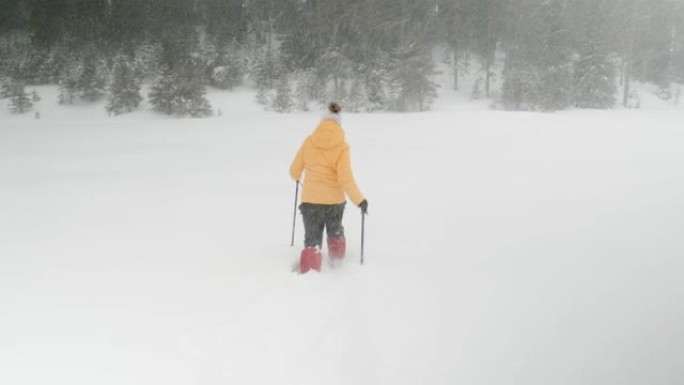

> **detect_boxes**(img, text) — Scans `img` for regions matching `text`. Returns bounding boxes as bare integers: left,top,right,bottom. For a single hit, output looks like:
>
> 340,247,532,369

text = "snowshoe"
299,247,322,273
327,236,346,260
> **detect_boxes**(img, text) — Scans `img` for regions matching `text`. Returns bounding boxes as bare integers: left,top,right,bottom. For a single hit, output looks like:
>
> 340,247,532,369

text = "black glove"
358,199,368,215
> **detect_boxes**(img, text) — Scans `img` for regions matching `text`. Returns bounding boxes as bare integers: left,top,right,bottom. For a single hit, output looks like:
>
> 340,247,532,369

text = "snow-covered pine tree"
313,48,353,101
272,76,293,113
212,64,242,90
58,66,79,105
8,81,33,113
364,69,389,112
537,60,573,111
173,77,213,118
334,80,349,107
533,0,573,111
630,0,674,99
293,71,311,111
211,43,246,90
31,89,41,102
149,63,212,118
573,42,617,108
501,0,572,111
346,79,365,113
195,31,219,81
359,55,392,112
249,48,283,90
255,86,271,106
10,40,49,85
295,69,324,108
176,62,213,118
106,56,143,115
134,43,163,82
568,0,617,109
148,66,177,115
42,44,72,84
471,78,484,100
501,68,541,111
0,78,14,99
388,45,439,112
674,84,681,105
77,56,107,102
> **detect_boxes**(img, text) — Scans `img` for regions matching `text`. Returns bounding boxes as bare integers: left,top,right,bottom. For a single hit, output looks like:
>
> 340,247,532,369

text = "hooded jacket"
290,114,364,206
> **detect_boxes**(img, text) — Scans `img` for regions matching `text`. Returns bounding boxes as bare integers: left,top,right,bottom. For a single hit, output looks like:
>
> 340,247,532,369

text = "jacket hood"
310,117,345,150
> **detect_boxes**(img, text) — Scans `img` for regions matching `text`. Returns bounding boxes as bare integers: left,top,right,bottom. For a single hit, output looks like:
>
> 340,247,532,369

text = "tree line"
1,0,682,116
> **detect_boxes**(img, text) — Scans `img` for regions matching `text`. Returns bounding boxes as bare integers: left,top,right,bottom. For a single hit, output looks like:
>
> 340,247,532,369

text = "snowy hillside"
1,88,684,385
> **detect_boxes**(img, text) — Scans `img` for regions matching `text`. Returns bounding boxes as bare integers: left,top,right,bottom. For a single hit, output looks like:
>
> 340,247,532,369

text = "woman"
290,102,368,273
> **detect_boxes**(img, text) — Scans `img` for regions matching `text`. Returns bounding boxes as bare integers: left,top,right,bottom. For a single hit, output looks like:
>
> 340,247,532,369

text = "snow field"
1,89,684,384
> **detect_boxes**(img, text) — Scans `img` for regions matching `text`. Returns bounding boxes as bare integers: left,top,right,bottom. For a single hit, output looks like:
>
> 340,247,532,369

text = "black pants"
299,202,346,248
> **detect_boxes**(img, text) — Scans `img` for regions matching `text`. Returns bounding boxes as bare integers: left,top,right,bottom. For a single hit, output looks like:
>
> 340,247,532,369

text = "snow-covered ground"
1,87,684,385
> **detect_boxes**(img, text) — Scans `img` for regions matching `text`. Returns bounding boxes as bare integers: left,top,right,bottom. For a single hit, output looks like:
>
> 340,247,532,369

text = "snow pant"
299,202,346,248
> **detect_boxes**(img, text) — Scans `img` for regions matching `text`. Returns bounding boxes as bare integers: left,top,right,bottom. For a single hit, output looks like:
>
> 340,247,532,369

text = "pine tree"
569,0,618,109
363,65,390,112
534,0,574,111
173,77,213,118
471,78,484,100
537,61,573,111
250,49,283,89
293,71,311,111
573,42,617,108
58,66,79,105
272,77,293,113
334,80,349,107
77,56,107,102
296,69,324,107
0,78,14,99
8,81,33,113
211,43,246,90
149,64,212,118
501,68,541,111
314,48,353,99
630,0,673,90
255,86,271,106
388,46,439,112
177,62,213,118
148,66,177,115
212,64,242,90
106,56,142,115
501,0,573,111
346,79,365,113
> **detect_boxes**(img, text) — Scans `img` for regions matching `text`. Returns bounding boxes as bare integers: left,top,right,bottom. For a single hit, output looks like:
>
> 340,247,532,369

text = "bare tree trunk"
623,0,636,108
464,43,470,74
485,3,493,98
623,64,630,107
485,58,491,97
453,44,459,91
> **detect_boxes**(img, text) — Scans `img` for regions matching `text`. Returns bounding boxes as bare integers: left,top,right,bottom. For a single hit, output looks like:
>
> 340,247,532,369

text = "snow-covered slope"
1,89,683,385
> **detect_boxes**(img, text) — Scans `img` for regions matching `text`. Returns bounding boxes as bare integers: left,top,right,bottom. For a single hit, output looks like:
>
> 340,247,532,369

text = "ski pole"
360,212,366,265
290,181,299,246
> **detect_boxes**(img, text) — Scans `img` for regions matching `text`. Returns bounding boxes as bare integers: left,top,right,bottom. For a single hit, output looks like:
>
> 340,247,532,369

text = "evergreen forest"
1,0,683,115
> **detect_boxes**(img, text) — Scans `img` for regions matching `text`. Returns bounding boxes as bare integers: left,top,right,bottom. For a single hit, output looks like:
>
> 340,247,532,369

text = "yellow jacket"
290,116,364,205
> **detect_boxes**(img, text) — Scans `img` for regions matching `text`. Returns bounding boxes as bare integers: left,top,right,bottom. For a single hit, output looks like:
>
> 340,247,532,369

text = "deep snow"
1,86,684,385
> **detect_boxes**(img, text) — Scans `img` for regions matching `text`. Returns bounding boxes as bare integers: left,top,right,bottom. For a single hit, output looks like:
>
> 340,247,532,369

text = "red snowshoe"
299,247,322,273
327,236,346,259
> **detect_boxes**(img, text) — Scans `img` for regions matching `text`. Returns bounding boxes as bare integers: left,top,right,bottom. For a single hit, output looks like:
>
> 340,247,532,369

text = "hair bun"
328,102,342,114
